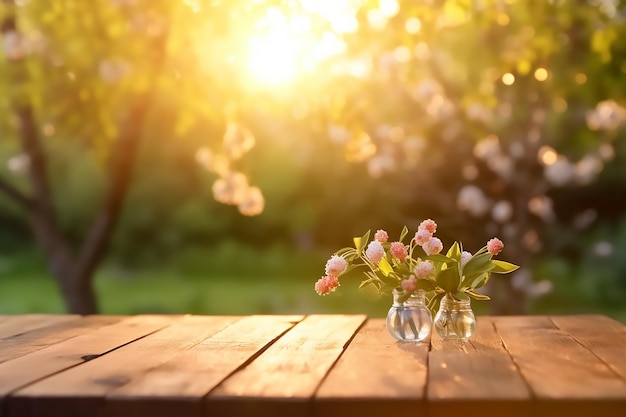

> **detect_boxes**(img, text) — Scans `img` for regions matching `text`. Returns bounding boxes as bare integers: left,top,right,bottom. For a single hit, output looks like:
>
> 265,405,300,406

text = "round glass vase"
433,294,477,340
386,289,432,342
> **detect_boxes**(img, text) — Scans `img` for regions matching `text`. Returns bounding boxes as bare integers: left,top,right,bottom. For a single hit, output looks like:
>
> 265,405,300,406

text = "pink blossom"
423,237,443,255
314,275,340,296
401,276,416,293
487,238,504,255
461,251,472,268
390,242,408,262
374,229,389,243
414,228,432,246
325,255,348,277
365,240,385,264
414,260,435,278
419,219,437,234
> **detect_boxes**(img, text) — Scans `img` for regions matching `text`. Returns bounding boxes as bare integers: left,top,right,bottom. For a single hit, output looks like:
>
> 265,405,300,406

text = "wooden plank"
0,315,79,339
0,315,173,401
427,317,532,417
0,315,120,364
313,318,429,417
104,315,304,417
493,315,626,415
8,315,240,417
551,315,626,382
206,314,367,417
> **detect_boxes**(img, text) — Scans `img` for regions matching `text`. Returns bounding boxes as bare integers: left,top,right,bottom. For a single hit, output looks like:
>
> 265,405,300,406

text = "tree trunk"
0,1,169,314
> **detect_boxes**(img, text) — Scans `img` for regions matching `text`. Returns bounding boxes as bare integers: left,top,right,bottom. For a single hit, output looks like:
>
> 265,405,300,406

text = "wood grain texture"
428,316,531,417
0,314,623,417
206,314,366,417
0,315,170,399
493,315,626,415
0,315,79,339
314,318,429,417
0,315,119,365
105,315,304,417
8,315,237,417
551,315,626,382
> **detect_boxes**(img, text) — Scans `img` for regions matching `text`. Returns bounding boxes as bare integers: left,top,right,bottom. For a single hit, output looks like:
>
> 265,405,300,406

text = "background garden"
1,0,625,321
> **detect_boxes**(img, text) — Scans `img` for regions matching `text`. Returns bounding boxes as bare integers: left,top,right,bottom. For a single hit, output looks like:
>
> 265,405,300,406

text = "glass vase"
386,289,432,342
433,294,477,340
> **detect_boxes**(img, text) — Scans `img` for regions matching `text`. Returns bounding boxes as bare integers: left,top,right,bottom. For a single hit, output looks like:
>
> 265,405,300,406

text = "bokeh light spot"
502,73,515,85
534,67,548,81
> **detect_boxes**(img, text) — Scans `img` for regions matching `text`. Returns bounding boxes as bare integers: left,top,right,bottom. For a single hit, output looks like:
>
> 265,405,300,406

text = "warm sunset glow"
246,34,300,85
243,1,358,86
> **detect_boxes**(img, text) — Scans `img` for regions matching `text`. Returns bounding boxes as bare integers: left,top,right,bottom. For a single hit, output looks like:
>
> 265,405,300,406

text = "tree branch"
2,1,74,266
0,175,34,209
75,29,170,280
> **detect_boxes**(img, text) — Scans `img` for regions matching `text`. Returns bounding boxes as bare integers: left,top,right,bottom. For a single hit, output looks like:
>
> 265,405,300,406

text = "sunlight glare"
247,34,299,85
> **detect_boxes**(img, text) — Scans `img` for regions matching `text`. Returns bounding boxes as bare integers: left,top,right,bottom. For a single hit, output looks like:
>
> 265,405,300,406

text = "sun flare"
242,2,361,87
246,34,300,85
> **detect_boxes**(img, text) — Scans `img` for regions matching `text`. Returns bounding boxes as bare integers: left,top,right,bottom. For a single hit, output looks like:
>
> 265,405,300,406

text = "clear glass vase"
386,289,432,342
433,294,477,340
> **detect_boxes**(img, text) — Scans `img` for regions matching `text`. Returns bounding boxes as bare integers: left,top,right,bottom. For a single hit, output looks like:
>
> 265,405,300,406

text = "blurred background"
1,0,625,321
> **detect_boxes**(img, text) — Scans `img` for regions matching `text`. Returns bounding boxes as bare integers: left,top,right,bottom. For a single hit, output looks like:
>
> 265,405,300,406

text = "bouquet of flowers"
314,219,519,316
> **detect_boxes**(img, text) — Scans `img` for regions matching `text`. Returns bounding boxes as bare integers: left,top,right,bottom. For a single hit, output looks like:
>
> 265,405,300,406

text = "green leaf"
399,225,409,242
462,253,493,277
491,260,520,274
452,290,470,301
436,264,460,292
415,279,437,292
446,241,461,262
378,257,394,276
473,273,490,289
353,229,371,253
466,289,491,301
425,254,454,264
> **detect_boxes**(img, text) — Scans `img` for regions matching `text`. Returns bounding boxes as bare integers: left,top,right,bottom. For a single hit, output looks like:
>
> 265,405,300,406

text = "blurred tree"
1,0,625,314
0,0,168,313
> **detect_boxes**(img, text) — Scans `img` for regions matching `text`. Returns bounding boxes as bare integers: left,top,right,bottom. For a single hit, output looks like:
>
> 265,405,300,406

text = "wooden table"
0,314,624,417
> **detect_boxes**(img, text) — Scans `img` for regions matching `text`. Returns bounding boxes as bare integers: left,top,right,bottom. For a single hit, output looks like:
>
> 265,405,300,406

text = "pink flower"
314,275,340,296
461,251,472,268
423,237,443,255
365,240,385,264
414,260,435,278
325,255,348,277
374,229,389,243
414,228,432,246
401,276,416,293
487,238,504,255
390,241,408,262
419,219,437,234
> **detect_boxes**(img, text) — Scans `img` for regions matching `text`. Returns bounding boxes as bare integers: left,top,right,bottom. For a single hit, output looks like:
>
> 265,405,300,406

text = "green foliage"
0,0,625,317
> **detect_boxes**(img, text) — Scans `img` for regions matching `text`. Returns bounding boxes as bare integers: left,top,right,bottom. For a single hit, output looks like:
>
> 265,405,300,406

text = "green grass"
0,252,391,316
1,249,625,323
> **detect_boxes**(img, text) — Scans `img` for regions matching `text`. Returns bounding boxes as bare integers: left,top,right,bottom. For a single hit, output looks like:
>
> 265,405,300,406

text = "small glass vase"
433,294,477,340
386,289,432,342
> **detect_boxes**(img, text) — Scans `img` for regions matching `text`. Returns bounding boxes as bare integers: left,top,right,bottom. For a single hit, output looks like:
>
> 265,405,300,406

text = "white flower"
365,240,385,264
325,255,348,277
461,251,472,268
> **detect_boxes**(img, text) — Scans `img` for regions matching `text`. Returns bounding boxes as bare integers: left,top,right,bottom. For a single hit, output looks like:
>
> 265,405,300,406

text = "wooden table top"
0,314,624,417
